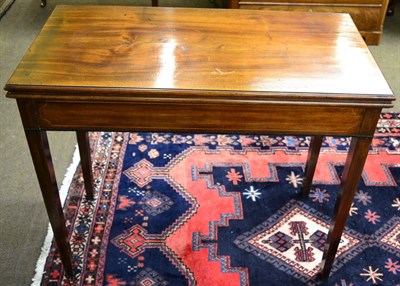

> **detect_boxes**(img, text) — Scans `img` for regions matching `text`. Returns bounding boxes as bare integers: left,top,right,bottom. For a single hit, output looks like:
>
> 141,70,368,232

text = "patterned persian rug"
36,113,399,285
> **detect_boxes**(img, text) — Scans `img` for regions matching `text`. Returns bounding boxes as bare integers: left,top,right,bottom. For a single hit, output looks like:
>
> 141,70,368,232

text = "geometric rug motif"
373,216,400,256
36,112,400,286
380,221,400,251
235,200,365,282
141,190,174,216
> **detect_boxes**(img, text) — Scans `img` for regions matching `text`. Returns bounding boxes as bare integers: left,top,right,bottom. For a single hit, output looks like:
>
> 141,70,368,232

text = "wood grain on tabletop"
6,6,392,99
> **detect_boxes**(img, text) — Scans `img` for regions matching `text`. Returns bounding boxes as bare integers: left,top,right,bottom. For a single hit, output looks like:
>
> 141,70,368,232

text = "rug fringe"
31,145,81,286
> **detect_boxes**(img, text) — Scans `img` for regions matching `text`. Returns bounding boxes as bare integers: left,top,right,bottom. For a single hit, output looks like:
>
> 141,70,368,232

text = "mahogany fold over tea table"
5,6,394,281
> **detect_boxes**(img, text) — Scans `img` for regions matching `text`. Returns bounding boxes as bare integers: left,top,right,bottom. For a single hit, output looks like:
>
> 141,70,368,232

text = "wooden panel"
237,0,389,45
360,31,381,45
5,6,392,100
239,0,383,4
239,5,381,31
36,100,366,135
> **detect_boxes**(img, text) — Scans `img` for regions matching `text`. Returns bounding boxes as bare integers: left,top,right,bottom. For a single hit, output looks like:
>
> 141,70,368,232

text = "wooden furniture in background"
41,0,159,8
226,0,390,45
5,6,393,281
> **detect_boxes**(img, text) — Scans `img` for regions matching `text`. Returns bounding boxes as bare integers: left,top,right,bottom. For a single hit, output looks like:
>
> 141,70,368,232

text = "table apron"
21,100,376,136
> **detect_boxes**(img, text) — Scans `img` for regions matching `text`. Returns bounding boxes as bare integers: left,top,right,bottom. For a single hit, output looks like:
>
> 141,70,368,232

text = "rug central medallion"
235,201,363,278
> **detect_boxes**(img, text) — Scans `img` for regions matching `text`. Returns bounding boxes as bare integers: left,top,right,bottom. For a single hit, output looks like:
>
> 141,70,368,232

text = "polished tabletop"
4,6,394,280
6,5,392,103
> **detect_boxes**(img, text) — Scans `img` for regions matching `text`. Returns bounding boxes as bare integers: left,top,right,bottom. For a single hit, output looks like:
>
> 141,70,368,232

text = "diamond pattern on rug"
134,268,168,286
141,191,174,216
374,216,400,256
235,200,363,279
37,113,400,286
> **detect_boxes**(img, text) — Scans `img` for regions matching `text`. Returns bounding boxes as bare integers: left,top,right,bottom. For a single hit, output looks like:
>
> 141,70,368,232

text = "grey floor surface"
0,1,399,285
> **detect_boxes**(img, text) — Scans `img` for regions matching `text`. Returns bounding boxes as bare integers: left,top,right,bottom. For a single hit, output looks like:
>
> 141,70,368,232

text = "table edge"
5,84,394,108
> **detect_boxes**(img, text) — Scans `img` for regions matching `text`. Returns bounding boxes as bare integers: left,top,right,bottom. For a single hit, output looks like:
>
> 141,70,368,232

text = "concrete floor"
0,1,398,285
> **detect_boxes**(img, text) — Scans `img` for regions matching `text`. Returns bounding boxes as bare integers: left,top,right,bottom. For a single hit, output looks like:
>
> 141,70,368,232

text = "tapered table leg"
302,135,323,197
24,130,73,277
152,0,158,6
76,131,94,200
320,136,373,280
